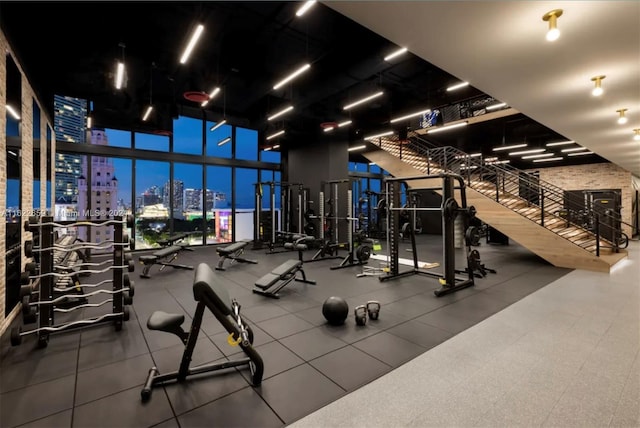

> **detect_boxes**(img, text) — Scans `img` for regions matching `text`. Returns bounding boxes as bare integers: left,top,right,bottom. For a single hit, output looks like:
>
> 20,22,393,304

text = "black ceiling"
0,1,603,167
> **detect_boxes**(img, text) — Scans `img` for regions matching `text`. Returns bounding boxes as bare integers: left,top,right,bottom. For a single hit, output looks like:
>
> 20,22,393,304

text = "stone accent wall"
21,78,34,271
527,163,633,236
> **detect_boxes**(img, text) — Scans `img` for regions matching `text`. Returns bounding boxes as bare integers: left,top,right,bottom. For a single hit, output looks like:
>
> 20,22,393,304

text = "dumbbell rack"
12,215,135,348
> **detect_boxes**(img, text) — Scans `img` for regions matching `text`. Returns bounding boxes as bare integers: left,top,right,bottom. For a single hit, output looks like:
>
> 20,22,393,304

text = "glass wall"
134,160,169,249
236,127,258,161
135,131,169,152
206,121,233,158
174,116,203,155
104,128,132,148
235,168,258,241
206,165,232,244
260,147,281,164
174,162,205,245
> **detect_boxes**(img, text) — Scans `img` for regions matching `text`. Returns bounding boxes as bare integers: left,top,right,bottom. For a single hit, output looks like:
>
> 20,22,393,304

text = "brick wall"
0,31,7,325
527,163,634,236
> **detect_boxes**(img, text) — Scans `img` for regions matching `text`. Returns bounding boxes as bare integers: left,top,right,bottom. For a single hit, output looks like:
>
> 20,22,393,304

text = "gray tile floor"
3,235,634,427
291,240,640,428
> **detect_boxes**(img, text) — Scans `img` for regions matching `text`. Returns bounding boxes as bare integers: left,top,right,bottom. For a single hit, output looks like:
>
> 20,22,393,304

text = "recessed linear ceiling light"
268,105,294,121
273,64,311,90
217,136,231,147
542,9,563,42
348,145,367,152
509,149,546,156
486,102,507,111
568,151,594,157
343,91,384,110
492,143,527,151
364,131,394,140
180,24,204,64
561,147,587,153
591,75,605,97
522,153,555,160
390,108,431,123
201,87,221,107
142,105,153,122
634,129,640,141
533,157,563,163
210,119,227,132
546,140,575,147
446,81,469,92
426,121,468,134
384,47,408,61
266,130,285,140
616,108,628,125
296,0,316,17
6,104,20,120
115,61,125,90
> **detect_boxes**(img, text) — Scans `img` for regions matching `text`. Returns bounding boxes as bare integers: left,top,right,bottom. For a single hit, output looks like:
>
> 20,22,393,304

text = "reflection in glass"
206,166,232,244
206,121,232,158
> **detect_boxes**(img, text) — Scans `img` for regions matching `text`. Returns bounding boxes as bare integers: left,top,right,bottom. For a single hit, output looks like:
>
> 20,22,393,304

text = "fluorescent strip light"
369,162,376,165
426,121,468,134
273,64,311,90
469,153,482,157
338,120,352,127
446,81,469,91
343,91,384,110
486,102,507,111
568,151,594,157
348,145,367,152
533,157,563,163
267,130,285,140
492,143,527,151
8,150,17,157
486,159,510,165
268,105,294,121
561,147,587,153
264,147,272,151
390,108,431,123
6,104,20,120
509,149,546,156
87,116,92,129
115,61,124,89
273,145,280,149
546,140,574,147
210,119,227,132
296,0,316,17
484,156,498,162
384,47,408,61
522,153,555,159
142,105,153,121
364,131,393,140
179,24,204,64
201,87,221,107
217,137,231,146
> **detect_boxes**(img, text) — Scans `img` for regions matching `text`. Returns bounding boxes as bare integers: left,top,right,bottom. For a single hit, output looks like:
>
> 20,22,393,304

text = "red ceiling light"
183,91,209,103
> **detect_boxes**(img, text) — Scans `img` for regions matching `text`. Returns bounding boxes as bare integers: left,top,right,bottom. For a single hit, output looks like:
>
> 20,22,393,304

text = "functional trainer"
139,244,194,278
141,263,264,401
215,241,258,271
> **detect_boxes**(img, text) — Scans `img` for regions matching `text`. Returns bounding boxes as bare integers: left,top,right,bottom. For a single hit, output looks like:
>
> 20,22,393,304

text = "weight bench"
141,263,264,401
157,233,188,247
215,241,258,271
253,259,315,299
139,244,194,279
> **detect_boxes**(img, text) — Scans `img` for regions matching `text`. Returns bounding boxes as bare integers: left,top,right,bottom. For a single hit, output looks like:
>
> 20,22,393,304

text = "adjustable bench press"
215,241,258,271
139,244,194,279
253,258,315,299
157,233,188,247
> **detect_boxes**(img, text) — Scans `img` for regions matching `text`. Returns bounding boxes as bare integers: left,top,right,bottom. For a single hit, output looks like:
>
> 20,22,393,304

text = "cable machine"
379,173,476,297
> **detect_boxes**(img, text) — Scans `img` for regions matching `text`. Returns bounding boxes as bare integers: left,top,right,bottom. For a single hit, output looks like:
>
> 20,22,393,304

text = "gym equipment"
215,241,258,271
12,215,133,348
366,301,381,320
140,263,264,401
322,296,349,325
139,244,194,278
354,305,367,326
157,233,188,247
253,259,316,299
379,174,476,297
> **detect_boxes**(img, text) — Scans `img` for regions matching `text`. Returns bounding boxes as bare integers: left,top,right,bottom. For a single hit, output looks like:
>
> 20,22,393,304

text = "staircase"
363,131,629,272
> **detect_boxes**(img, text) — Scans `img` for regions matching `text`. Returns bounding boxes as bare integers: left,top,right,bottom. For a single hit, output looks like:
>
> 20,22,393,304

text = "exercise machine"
379,173,476,297
215,241,258,271
141,263,264,401
139,244,194,278
253,241,316,298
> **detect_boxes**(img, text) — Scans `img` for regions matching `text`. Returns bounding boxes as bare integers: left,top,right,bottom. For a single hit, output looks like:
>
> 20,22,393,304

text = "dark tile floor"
0,235,571,427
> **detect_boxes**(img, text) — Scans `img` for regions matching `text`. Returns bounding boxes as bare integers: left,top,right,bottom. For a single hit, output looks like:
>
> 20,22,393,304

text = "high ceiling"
2,1,635,174
327,1,640,176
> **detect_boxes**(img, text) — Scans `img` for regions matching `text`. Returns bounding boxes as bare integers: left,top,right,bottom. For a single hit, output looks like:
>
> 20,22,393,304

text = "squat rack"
379,173,476,297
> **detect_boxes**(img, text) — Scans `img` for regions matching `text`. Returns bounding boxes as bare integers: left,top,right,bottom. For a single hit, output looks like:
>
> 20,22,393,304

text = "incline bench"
253,259,315,299
215,241,258,271
139,243,194,279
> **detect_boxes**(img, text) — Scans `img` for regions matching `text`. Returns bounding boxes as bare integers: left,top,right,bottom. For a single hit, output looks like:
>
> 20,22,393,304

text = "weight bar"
23,287,132,307
22,264,135,281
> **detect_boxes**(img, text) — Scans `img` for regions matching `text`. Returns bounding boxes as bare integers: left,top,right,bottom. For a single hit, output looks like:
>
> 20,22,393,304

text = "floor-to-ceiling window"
134,160,170,249
205,165,232,244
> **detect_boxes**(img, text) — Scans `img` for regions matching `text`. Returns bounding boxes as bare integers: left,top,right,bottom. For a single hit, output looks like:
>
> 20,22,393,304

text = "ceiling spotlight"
591,75,605,96
616,108,628,125
634,129,640,141
542,9,563,42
